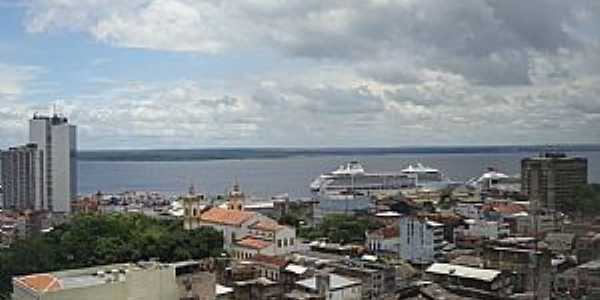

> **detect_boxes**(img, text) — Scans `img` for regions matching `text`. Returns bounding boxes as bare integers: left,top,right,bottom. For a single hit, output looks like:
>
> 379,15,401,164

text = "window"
277,239,282,248
284,238,288,247
290,238,294,246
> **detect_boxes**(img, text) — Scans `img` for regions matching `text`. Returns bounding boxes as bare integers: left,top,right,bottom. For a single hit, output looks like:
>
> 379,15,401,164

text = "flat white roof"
244,202,275,209
361,254,378,262
426,220,443,227
376,211,402,217
426,263,501,282
297,273,360,291
216,284,233,295
285,264,308,275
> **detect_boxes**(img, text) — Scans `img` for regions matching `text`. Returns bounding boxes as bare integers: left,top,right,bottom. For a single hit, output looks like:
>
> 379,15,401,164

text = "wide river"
78,151,600,198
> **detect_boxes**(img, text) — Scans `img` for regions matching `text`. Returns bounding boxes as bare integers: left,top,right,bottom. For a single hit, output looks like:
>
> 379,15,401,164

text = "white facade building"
185,206,297,258
398,216,444,263
29,114,77,213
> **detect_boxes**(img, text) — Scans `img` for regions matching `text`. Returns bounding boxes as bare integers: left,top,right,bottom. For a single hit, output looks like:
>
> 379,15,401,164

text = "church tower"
227,182,245,211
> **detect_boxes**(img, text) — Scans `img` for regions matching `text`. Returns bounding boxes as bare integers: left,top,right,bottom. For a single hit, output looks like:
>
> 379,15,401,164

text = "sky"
1,0,599,149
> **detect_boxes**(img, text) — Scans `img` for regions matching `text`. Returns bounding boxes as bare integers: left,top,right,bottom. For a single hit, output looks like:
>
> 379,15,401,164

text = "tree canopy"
298,214,384,244
0,213,223,298
573,184,600,217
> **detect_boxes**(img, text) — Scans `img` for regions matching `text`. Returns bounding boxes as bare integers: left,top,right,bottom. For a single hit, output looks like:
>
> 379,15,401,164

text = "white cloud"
11,0,600,147
0,63,43,96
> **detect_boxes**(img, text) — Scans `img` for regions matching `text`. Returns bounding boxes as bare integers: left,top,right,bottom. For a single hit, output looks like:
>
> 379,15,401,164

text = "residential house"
574,232,600,264
282,264,312,293
481,201,527,222
507,211,562,236
172,260,217,300
416,212,462,242
453,203,484,220
247,255,288,282
233,277,281,300
425,263,513,299
482,245,552,298
544,232,575,254
328,261,396,300
453,219,510,244
555,260,600,299
294,272,361,300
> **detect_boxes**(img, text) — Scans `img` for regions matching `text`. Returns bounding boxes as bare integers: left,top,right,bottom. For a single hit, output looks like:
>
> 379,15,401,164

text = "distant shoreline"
77,144,600,162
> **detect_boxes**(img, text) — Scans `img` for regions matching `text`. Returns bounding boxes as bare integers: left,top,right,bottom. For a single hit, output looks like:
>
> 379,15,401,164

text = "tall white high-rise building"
29,113,77,213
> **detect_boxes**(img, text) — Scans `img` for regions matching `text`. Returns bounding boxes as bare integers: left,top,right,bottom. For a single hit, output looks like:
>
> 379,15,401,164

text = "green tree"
573,184,600,218
278,214,300,227
299,214,384,244
0,213,223,298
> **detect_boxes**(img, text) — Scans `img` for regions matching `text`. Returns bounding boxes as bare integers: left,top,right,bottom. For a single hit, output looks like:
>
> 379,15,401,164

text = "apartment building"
521,152,587,212
29,114,77,214
1,144,44,211
398,215,444,263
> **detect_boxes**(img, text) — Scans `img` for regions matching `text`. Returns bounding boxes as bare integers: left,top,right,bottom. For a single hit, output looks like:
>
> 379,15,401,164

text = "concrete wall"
330,286,361,300
176,271,216,300
273,226,297,255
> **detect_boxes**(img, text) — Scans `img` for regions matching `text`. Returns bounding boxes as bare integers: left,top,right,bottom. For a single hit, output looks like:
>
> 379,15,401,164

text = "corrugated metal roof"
426,263,501,282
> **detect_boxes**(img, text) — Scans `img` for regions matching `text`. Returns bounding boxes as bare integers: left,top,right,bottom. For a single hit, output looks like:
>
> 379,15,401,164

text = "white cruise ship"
310,161,450,196
401,163,445,184
466,168,520,192
310,161,415,195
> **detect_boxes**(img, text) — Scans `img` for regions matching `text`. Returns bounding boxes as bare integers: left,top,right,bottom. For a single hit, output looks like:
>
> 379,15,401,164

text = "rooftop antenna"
189,181,196,196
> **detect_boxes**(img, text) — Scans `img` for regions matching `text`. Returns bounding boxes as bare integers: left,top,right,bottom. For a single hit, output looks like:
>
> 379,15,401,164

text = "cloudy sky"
1,0,599,149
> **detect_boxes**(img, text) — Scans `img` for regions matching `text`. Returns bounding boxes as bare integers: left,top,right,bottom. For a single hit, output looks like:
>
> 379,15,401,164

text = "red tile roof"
236,237,272,249
368,225,399,239
417,212,463,225
482,202,526,215
250,219,285,232
250,254,288,268
15,274,62,294
200,207,256,226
